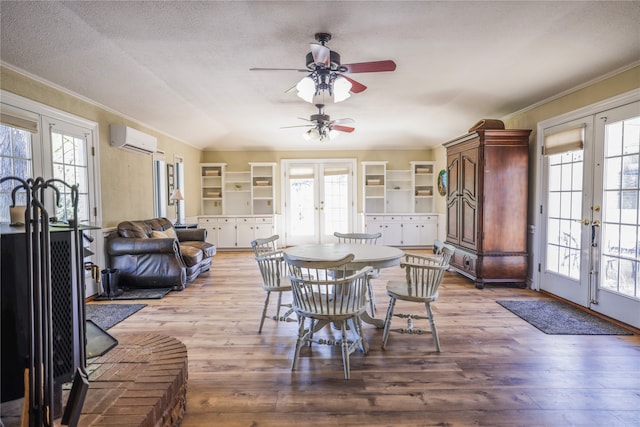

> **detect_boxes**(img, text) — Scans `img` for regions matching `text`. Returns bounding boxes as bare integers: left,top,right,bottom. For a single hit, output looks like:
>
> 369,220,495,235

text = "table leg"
360,311,385,329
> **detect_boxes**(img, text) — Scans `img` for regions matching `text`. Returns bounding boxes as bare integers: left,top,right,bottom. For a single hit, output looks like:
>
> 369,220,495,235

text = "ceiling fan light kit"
252,32,395,141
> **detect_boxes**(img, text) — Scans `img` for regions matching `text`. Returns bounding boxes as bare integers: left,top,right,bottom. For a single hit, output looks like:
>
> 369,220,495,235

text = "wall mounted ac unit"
109,124,157,155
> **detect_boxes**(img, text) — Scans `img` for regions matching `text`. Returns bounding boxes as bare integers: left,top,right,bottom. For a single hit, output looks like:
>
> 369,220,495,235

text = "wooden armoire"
444,129,531,288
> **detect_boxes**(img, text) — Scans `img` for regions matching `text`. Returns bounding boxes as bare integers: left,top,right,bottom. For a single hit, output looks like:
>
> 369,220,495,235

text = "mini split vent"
109,124,158,155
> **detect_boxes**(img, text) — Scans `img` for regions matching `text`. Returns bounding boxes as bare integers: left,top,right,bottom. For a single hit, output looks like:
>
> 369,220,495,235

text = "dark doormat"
85,303,146,330
497,300,633,335
95,287,172,301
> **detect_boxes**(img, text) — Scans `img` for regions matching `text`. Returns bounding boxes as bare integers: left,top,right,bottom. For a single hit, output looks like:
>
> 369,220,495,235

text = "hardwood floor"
106,250,640,426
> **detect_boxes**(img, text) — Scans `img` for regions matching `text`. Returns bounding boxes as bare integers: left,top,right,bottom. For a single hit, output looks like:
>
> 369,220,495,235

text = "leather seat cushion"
180,245,203,267
181,241,216,258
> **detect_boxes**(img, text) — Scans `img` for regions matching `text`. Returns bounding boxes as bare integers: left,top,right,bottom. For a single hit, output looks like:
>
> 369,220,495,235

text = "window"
1,91,99,226
50,128,90,222
153,152,167,218
0,109,35,223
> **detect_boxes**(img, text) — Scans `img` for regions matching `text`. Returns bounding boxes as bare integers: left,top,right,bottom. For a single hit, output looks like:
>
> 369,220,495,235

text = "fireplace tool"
1,176,88,427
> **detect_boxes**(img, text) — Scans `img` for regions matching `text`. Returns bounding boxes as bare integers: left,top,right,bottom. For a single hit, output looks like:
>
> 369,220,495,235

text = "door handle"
591,220,601,247
574,219,590,225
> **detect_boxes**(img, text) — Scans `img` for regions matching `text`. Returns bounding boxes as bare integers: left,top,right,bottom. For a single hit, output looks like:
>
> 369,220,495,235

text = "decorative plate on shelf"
437,170,447,196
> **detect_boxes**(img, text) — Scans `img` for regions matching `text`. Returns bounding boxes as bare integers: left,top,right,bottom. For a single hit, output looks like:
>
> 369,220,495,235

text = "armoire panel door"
460,148,479,250
446,153,460,244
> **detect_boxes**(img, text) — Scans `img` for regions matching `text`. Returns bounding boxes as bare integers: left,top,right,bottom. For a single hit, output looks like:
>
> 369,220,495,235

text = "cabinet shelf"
362,161,435,214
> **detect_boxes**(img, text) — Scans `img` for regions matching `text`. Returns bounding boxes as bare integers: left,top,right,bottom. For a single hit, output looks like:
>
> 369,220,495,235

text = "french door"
539,101,640,328
42,117,97,225
282,159,356,246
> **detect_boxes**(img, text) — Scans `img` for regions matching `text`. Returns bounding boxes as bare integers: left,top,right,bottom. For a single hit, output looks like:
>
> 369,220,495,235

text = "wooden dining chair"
333,231,382,245
333,231,383,316
251,235,295,333
251,234,279,257
283,252,373,380
381,246,454,352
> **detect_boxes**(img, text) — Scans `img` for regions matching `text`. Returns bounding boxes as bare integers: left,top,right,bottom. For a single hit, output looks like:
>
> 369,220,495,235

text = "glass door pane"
540,117,593,307
322,164,351,241
591,102,640,328
287,164,317,245
284,160,355,246
50,129,90,223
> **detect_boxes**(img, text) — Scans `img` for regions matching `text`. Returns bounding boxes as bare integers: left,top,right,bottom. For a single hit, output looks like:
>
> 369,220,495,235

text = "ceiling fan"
281,104,355,142
250,32,396,103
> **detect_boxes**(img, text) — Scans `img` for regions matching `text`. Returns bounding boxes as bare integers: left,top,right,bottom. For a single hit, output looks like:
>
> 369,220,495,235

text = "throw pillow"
163,227,178,240
150,230,169,239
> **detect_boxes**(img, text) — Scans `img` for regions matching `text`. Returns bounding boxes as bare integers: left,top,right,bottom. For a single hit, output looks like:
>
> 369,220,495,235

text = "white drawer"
254,217,273,224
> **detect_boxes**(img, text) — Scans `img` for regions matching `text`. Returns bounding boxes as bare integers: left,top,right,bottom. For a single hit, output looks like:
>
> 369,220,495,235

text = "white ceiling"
1,1,639,151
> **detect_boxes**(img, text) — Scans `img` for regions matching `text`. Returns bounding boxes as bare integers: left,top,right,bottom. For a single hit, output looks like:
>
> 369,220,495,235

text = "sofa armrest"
107,237,179,256
176,228,206,242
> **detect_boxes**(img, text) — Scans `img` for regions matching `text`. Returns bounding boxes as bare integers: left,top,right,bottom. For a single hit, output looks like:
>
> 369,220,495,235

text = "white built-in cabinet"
198,216,274,249
199,162,276,249
362,161,437,247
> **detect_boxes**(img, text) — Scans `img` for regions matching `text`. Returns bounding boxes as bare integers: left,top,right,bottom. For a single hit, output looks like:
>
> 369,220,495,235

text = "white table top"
283,243,404,270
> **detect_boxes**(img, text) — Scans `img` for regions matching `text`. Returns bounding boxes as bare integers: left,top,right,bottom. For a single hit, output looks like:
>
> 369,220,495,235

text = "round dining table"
283,242,404,328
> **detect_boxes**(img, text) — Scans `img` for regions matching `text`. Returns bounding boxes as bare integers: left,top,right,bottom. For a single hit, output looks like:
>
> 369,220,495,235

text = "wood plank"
102,250,640,426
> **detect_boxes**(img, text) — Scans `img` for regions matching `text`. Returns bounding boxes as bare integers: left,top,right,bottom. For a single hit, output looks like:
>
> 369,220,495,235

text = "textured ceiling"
1,1,639,151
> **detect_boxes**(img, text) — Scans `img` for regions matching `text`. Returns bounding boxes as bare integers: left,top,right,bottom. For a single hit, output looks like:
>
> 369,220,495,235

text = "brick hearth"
65,333,188,427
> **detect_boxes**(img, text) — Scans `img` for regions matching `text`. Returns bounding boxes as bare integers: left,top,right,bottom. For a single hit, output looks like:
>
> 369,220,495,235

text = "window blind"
543,125,584,156
0,112,38,133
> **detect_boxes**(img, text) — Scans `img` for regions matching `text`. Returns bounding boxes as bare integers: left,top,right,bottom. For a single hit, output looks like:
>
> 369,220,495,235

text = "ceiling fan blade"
310,43,330,66
281,124,314,129
331,118,355,125
250,67,308,72
341,60,397,73
331,125,355,133
284,84,298,93
338,74,367,93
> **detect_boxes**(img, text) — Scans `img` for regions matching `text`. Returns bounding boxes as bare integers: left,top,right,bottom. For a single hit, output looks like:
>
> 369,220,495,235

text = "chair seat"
263,276,292,292
386,280,439,303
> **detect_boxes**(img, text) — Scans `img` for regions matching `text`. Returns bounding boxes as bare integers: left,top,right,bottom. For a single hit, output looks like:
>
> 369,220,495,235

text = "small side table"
173,223,197,229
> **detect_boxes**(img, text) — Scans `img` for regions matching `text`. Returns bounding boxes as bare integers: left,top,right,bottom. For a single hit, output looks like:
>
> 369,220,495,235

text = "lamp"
296,71,352,104
333,75,352,103
169,188,184,224
296,76,316,103
303,125,337,142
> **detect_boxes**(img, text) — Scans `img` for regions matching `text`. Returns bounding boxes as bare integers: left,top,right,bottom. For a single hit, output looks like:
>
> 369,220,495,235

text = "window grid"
0,124,32,223
546,151,583,280
601,117,640,298
51,131,89,222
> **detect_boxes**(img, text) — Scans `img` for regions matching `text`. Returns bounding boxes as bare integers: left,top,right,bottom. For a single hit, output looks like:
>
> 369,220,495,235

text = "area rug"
95,287,172,301
496,300,632,335
85,303,146,330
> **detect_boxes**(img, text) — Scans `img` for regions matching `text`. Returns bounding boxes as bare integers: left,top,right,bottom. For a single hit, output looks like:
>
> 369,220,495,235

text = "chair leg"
291,316,307,372
350,317,368,354
258,291,271,333
340,321,351,380
366,277,376,316
275,291,283,319
381,297,396,350
425,302,440,352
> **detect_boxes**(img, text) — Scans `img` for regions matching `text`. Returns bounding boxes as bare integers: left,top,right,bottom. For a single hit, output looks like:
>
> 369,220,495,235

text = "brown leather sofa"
106,218,216,291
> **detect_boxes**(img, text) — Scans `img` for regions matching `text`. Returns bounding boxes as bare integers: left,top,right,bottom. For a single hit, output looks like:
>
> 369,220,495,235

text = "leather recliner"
106,218,216,291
